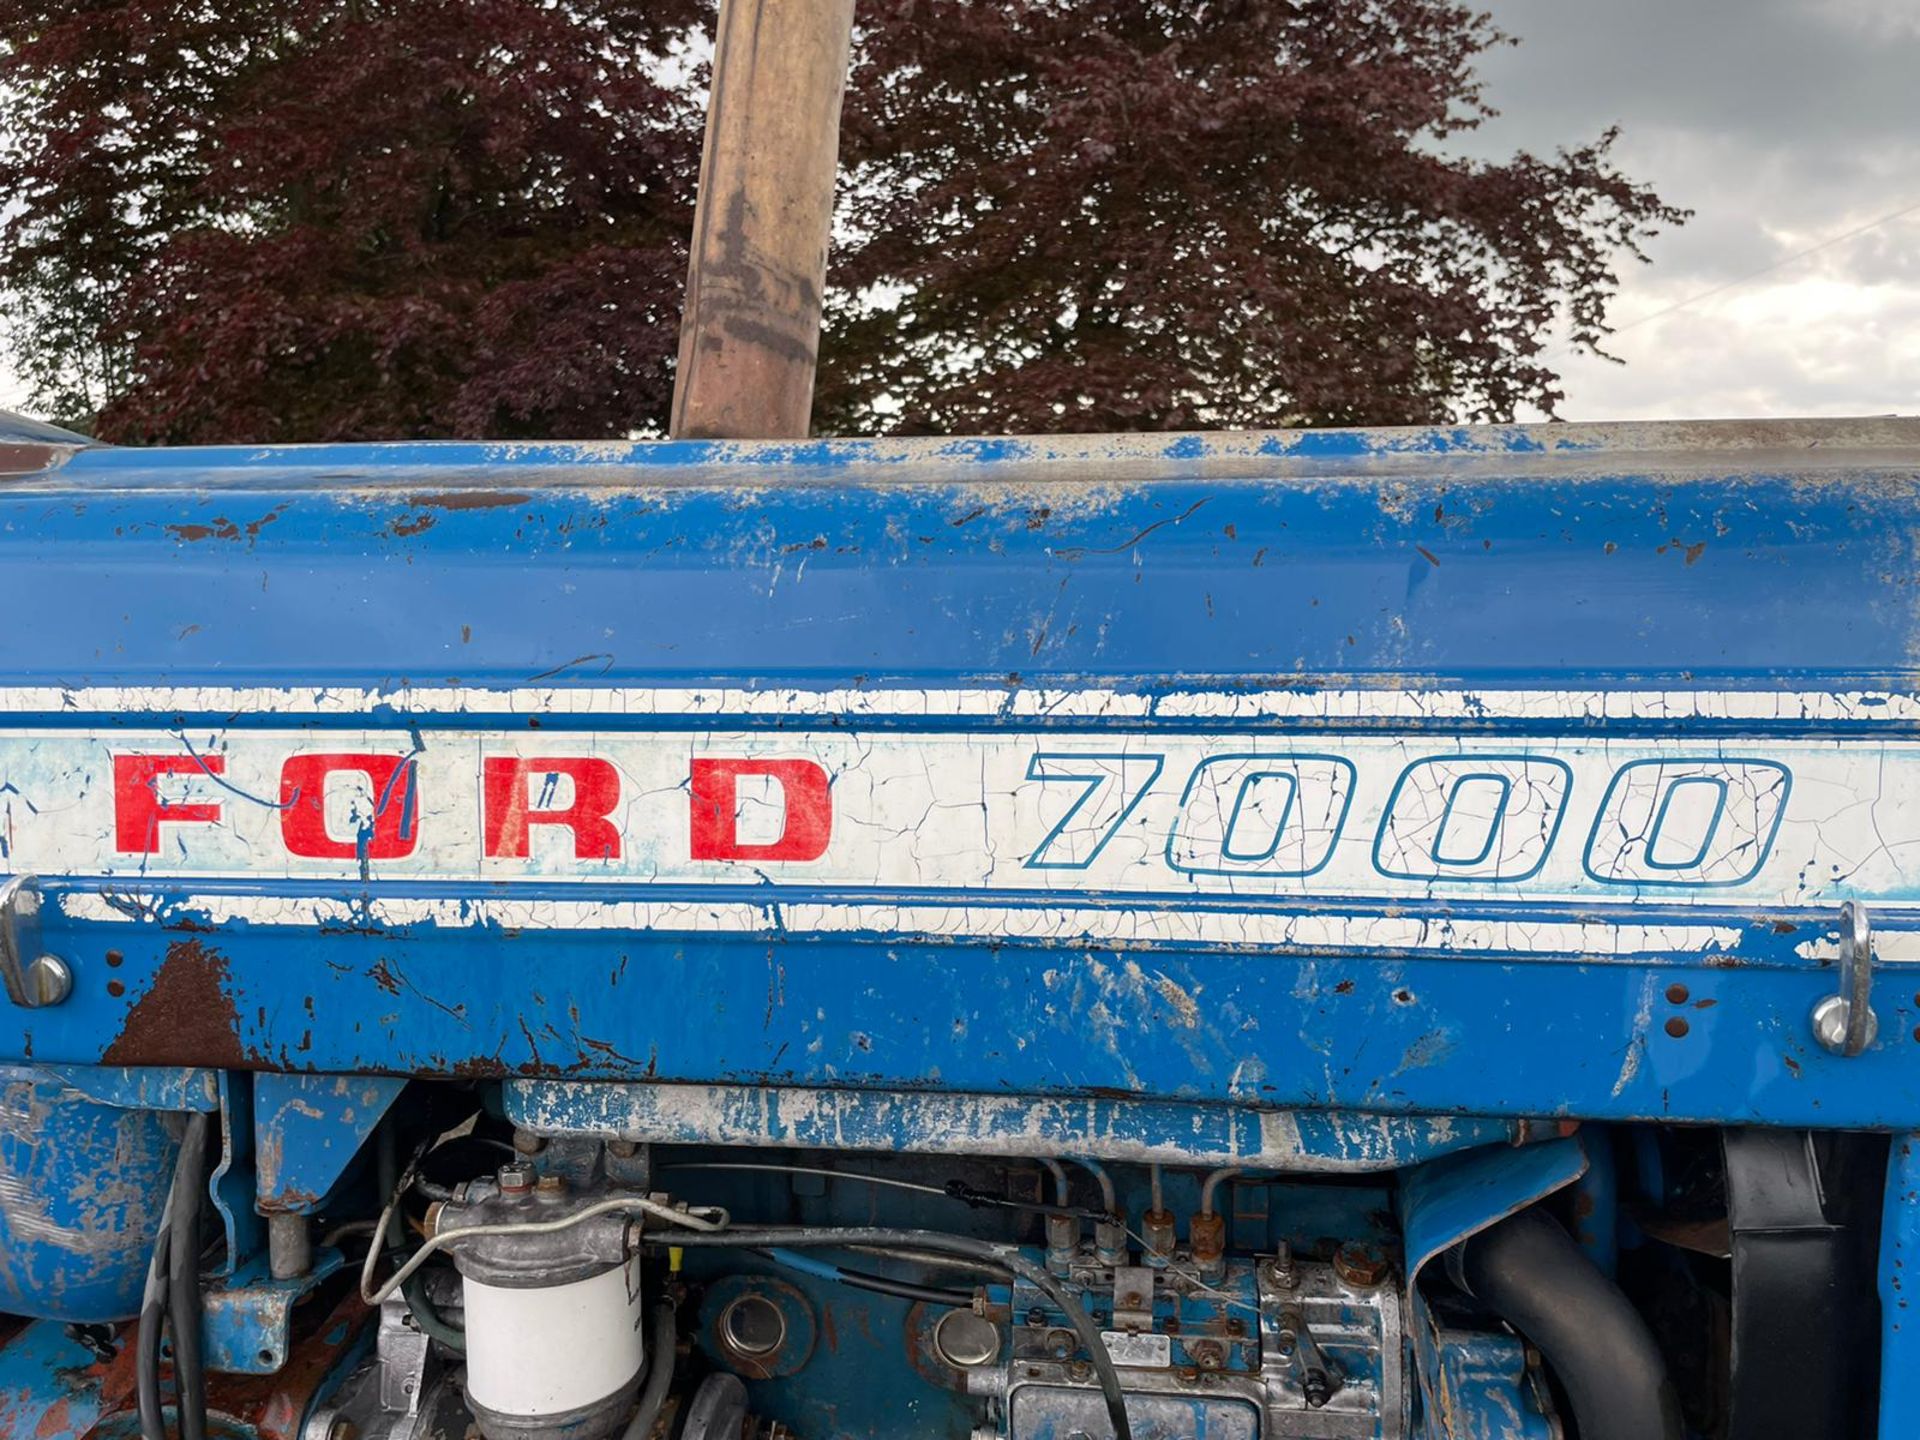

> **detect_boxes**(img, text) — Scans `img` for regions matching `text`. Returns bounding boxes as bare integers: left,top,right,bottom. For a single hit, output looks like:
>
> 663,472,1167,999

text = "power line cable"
1603,196,1920,342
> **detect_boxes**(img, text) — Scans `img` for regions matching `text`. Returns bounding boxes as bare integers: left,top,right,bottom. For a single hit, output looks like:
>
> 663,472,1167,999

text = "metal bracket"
1812,900,1878,1057
0,874,70,1007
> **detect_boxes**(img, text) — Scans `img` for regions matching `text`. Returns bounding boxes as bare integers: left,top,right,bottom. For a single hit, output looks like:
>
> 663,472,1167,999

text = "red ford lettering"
280,753,420,860
484,757,623,860
688,758,833,863
113,754,226,853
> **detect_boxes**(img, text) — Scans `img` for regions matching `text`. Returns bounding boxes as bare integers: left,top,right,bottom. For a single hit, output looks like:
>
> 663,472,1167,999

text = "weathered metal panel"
0,1066,178,1322
0,420,1917,1127
504,1080,1520,1168
252,1073,407,1213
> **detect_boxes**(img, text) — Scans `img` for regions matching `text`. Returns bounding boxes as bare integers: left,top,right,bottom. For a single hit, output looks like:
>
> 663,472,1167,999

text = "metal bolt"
1813,994,1879,1054
511,1129,547,1155
1302,1369,1333,1408
497,1161,536,1195
536,1173,567,1196
24,955,71,1006
1332,1241,1390,1288
1187,1339,1226,1370
1261,1244,1298,1290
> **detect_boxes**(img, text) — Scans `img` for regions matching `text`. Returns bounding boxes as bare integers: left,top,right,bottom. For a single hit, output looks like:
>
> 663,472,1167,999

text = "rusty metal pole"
670,0,856,440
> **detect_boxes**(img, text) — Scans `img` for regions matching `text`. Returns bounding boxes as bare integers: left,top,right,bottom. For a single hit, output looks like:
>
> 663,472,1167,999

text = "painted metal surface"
35,1063,220,1113
0,407,89,482
1419,1332,1555,1440
1883,1134,1920,1438
0,1288,373,1440
0,1316,116,1439
253,1073,406,1213
0,1065,180,1323
1,419,1918,1129
505,1080,1519,1168
201,1251,349,1376
1396,1139,1587,1440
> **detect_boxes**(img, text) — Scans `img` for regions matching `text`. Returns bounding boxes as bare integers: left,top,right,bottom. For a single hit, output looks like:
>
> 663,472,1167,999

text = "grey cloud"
1461,0,1919,416
1469,0,1920,154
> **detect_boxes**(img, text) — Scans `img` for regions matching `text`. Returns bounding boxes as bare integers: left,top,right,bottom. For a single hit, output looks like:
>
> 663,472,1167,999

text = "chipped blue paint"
1422,1331,1559,1440
0,1065,181,1323
39,1063,220,1112
253,1072,407,1212
1882,1135,1920,1431
2,415,1914,1434
0,419,1916,1128
0,1319,111,1438
503,1079,1521,1168
201,1249,348,1375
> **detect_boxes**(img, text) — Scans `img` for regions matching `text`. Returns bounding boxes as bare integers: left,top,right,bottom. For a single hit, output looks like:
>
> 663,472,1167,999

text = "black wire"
168,1113,212,1440
941,1179,1110,1222
834,1270,977,1307
377,1118,467,1352
135,1210,172,1440
658,1227,1131,1440
748,1248,976,1307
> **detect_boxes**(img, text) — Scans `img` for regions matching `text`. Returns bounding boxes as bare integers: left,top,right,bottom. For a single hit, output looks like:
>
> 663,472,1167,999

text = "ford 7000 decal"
0,728,1904,915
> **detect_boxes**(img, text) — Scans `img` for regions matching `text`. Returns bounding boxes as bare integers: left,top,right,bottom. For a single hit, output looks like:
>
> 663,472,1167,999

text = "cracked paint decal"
3,723,1915,911
4,684,1920,721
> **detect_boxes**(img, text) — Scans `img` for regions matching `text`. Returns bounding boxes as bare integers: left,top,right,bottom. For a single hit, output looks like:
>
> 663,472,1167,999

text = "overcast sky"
1472,0,1919,420
4,2,1915,426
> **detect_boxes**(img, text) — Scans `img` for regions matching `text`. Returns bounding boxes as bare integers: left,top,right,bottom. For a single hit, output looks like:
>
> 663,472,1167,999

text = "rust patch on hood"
407,490,531,511
0,441,78,478
102,939,250,1068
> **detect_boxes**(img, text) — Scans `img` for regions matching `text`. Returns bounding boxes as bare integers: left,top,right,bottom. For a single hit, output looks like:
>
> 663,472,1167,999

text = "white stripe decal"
9,721,1919,921
58,890,1758,956
65,890,1920,960
0,685,1917,722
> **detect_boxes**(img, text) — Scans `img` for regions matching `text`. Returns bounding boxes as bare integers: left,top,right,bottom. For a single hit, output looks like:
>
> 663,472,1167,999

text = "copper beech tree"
0,0,707,440
1,0,1684,441
820,0,1687,432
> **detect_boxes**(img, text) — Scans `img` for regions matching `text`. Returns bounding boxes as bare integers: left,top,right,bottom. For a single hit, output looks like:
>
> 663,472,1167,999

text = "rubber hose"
401,1268,468,1352
168,1113,212,1440
377,1118,466,1351
620,1298,679,1440
135,1212,172,1440
1457,1207,1682,1440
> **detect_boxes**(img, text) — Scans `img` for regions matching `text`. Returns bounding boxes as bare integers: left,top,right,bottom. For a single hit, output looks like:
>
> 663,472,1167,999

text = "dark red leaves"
817,0,1689,433
2,0,1683,441
2,0,708,442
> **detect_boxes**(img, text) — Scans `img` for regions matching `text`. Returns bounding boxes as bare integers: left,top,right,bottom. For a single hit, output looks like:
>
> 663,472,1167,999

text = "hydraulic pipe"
1457,1207,1682,1440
